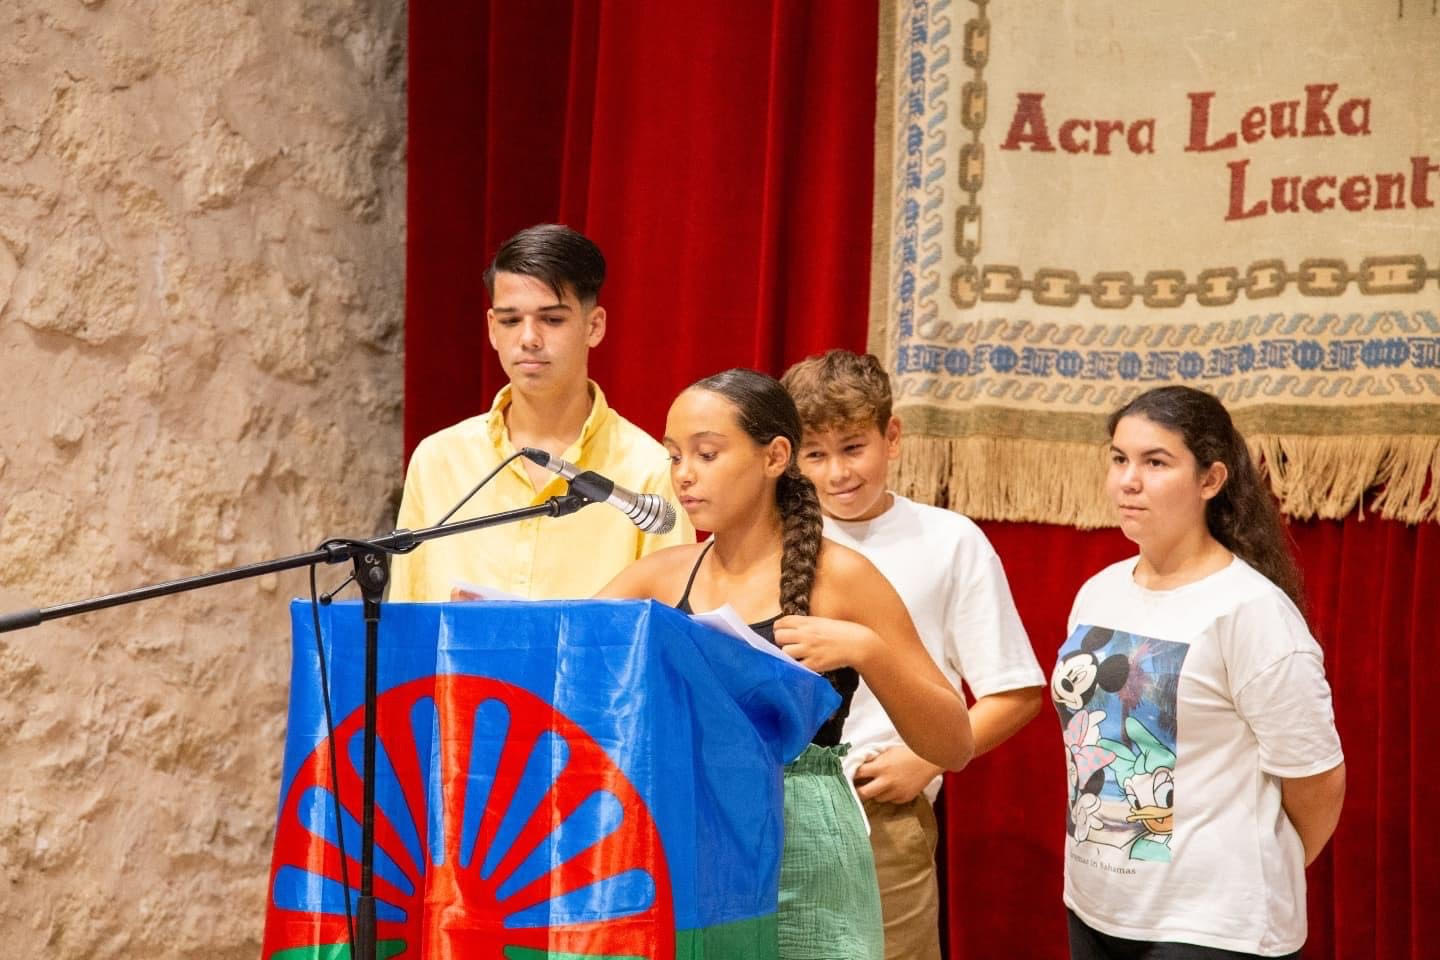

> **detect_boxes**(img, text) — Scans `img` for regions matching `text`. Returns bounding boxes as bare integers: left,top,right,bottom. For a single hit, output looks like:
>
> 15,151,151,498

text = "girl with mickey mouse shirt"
1053,386,1345,959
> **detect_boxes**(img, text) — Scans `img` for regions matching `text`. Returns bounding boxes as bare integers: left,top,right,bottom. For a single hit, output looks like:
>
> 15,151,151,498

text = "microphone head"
650,499,678,536
630,494,677,535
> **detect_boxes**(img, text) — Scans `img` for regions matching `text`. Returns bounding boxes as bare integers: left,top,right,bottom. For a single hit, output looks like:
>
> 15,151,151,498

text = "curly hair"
689,368,824,616
1108,386,1304,613
780,348,893,435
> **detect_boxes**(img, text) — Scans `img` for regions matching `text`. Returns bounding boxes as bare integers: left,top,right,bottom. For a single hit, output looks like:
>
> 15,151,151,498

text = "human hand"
854,745,944,804
772,615,878,673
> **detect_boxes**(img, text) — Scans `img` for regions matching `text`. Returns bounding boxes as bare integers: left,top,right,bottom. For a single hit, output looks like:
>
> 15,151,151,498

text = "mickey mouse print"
1053,625,1190,863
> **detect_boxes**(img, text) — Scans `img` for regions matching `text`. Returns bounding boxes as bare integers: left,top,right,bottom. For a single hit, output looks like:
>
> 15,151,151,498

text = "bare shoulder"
596,541,707,602
811,538,895,618
816,537,886,580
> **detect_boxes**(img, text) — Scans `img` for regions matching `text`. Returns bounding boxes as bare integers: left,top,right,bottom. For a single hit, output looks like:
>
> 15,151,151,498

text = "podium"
260,598,839,959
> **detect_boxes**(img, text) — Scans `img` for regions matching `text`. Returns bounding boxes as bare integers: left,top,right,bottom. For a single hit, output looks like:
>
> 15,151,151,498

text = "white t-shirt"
827,494,1044,803
1056,556,1343,956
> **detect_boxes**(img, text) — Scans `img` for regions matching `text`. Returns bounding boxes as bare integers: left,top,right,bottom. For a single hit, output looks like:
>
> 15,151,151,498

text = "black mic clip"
567,470,618,504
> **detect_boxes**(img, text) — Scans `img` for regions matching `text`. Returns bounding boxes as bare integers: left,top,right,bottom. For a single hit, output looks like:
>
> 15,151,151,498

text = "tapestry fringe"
891,436,1115,529
893,435,1440,528
1251,435,1440,525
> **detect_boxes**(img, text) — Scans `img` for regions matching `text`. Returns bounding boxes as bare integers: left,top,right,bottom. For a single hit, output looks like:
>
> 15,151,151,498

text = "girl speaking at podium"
599,368,974,960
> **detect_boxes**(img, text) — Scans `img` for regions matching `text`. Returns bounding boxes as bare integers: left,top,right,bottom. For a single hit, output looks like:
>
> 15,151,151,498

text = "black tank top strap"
672,542,857,748
746,614,780,644
675,539,715,613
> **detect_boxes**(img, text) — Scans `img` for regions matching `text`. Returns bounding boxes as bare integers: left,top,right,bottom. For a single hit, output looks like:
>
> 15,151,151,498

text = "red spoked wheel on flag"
261,674,675,960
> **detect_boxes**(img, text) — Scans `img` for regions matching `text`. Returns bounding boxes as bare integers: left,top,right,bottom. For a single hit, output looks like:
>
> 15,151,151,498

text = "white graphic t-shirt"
1056,556,1342,956
828,494,1043,803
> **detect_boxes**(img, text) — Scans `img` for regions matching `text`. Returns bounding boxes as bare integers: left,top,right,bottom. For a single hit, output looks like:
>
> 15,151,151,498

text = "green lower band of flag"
673,913,779,960
267,912,779,960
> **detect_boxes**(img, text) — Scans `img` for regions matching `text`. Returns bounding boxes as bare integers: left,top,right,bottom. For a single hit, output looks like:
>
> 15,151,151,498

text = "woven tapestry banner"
871,0,1440,526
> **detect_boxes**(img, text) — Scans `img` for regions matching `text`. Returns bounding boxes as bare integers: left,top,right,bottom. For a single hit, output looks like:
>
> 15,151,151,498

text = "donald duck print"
1053,625,1189,863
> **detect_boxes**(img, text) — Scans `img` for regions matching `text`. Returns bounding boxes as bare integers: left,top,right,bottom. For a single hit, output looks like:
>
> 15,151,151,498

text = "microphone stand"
0,490,597,960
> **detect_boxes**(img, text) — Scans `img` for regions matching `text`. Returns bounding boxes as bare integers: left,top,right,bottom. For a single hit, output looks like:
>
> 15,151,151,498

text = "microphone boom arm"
0,491,596,634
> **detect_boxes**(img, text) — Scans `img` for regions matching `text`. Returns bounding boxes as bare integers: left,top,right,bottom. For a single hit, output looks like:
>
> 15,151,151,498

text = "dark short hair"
482,224,606,304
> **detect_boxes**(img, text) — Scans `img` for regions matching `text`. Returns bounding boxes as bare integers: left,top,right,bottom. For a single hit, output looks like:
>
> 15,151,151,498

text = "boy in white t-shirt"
782,349,1045,960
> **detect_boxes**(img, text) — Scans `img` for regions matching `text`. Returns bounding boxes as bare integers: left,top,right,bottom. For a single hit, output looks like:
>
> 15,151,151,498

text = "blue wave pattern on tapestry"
894,311,1440,404
893,0,949,340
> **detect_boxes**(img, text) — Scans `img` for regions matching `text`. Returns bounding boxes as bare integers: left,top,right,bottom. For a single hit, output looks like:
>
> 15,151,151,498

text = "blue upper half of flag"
277,598,839,930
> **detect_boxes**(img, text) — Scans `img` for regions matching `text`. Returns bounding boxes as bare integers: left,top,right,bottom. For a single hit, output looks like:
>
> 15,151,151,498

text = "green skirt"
779,744,885,960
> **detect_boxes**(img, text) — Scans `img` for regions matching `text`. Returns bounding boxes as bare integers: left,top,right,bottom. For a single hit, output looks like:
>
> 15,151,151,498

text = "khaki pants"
861,795,942,960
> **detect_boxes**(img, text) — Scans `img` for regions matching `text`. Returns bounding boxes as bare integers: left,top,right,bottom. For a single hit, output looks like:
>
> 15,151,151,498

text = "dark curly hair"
689,368,823,616
1108,386,1304,613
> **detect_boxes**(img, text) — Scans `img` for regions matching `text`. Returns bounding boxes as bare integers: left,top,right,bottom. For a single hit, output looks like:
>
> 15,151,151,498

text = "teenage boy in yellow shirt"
390,225,693,601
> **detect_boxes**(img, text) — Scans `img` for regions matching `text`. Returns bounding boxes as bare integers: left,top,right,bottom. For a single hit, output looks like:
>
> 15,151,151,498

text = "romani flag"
261,598,837,959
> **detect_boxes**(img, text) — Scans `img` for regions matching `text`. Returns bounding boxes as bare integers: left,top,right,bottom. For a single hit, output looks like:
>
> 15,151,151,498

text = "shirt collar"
486,379,610,460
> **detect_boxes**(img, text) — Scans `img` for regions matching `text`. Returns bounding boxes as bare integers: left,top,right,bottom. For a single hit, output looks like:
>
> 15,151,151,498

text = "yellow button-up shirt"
388,382,694,601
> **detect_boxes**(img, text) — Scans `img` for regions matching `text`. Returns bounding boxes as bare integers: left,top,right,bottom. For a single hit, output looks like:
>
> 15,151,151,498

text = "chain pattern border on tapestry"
953,256,1440,310
949,0,988,311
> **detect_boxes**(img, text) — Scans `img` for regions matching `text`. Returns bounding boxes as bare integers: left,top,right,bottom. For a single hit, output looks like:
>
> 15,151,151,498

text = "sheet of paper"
688,604,817,674
449,580,528,602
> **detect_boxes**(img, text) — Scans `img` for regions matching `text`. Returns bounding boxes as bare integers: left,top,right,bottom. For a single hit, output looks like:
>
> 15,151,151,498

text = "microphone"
519,448,677,535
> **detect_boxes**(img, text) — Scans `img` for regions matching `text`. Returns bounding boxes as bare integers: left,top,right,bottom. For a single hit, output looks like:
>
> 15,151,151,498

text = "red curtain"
407,0,878,449
406,4,1437,957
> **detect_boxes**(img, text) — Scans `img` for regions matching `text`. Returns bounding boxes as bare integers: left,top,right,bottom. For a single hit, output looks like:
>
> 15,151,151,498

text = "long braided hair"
689,368,824,616
1108,386,1305,613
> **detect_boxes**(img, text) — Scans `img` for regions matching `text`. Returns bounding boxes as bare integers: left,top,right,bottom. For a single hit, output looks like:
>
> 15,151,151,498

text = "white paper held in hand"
687,604,818,674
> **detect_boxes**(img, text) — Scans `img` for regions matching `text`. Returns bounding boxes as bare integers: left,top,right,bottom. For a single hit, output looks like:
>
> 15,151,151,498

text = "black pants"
1068,910,1301,960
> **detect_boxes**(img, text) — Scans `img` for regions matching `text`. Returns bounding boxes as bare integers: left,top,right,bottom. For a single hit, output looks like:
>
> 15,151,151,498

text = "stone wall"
0,1,406,955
